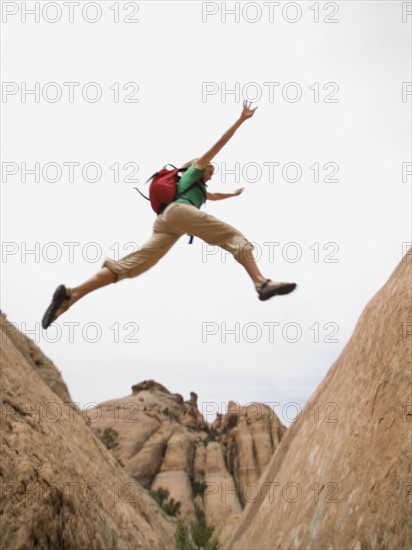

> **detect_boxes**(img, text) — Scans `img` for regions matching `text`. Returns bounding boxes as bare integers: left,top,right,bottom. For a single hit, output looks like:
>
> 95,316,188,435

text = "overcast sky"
2,1,411,426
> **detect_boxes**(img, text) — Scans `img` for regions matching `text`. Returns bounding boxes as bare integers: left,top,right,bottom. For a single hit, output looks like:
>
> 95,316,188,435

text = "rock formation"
1,315,175,549
1,310,286,546
86,380,286,534
226,252,412,549
2,250,409,548
214,401,286,507
1,312,71,403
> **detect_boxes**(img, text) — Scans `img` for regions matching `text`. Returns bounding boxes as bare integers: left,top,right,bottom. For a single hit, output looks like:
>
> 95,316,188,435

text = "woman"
42,101,296,330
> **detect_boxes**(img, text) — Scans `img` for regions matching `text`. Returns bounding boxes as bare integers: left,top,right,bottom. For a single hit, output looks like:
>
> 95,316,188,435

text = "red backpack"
134,164,205,215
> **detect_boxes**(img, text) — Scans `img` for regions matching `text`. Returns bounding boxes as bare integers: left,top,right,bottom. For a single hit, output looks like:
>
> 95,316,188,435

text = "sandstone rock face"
214,401,286,507
227,253,412,550
203,442,242,530
1,311,72,403
88,382,286,534
152,429,196,517
0,314,287,545
1,321,175,549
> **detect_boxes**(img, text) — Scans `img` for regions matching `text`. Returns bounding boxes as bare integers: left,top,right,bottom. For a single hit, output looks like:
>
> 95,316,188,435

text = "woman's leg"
52,267,116,321
167,203,294,294
235,245,271,290
48,227,181,324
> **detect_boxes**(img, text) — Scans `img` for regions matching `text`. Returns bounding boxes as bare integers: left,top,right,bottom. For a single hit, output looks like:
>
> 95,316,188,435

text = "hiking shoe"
42,284,72,329
258,279,297,301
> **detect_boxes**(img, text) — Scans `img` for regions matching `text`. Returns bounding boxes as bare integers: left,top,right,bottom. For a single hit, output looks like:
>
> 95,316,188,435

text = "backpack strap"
174,177,206,201
174,177,207,245
133,171,157,199
134,187,150,201
144,165,188,184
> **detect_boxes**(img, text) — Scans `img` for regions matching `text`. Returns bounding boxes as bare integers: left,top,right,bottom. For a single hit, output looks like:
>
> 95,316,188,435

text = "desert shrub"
149,487,169,506
174,511,219,550
192,480,207,498
94,427,119,450
162,498,181,517
192,511,218,549
149,487,181,517
175,521,189,550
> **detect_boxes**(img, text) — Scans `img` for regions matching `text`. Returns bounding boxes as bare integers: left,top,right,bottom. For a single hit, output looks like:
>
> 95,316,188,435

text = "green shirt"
174,164,207,209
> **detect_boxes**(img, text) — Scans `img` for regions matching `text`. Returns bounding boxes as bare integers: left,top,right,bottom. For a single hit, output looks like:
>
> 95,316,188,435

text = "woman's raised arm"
194,100,257,171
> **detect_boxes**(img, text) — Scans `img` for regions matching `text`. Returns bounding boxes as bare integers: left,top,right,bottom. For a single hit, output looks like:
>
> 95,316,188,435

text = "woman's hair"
181,158,214,172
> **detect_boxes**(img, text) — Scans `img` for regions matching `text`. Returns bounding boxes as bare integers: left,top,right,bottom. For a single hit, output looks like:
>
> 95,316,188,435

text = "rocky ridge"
86,380,286,535
226,252,412,549
0,311,286,547
0,313,176,549
2,253,408,549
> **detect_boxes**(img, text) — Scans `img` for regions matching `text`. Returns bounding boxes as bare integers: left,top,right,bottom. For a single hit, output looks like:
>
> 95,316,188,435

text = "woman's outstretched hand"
240,100,258,121
195,101,257,169
233,187,245,196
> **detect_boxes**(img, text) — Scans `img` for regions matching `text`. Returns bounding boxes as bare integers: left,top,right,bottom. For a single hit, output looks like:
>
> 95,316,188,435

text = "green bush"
149,487,181,517
94,427,119,450
149,487,169,506
162,498,181,517
192,511,218,549
175,511,219,550
192,480,207,498
175,521,189,550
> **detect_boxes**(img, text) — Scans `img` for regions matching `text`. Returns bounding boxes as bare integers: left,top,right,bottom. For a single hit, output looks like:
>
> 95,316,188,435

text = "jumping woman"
42,101,296,330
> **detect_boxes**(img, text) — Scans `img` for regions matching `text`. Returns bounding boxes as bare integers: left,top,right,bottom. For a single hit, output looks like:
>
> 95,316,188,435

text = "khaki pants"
102,202,254,282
